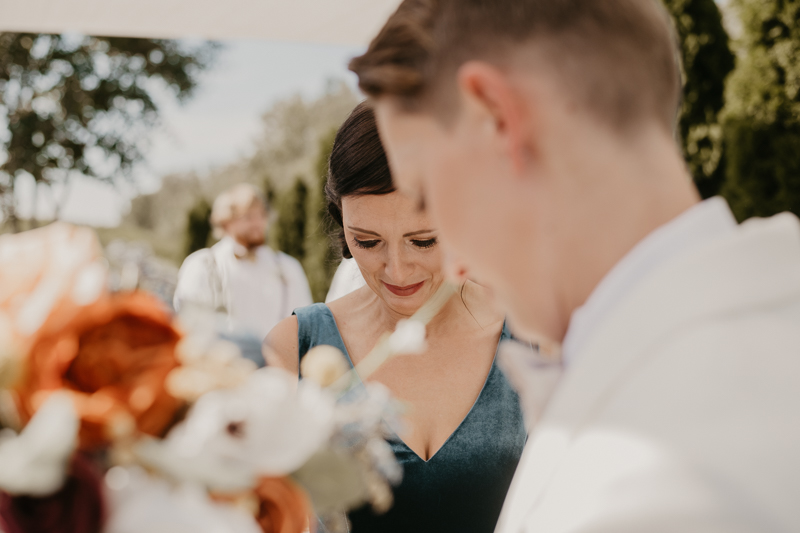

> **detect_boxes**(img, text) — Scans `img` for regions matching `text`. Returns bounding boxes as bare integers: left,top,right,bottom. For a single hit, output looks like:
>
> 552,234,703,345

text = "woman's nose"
384,245,415,283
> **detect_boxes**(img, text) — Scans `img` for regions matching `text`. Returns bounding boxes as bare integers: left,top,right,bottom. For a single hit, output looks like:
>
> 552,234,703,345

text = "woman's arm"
263,315,300,375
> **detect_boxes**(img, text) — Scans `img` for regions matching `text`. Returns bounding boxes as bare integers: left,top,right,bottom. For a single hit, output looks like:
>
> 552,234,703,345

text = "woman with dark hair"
265,102,526,533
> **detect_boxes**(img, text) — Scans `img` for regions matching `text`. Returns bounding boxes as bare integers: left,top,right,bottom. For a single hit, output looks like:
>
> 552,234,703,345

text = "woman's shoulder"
265,302,342,373
263,315,299,373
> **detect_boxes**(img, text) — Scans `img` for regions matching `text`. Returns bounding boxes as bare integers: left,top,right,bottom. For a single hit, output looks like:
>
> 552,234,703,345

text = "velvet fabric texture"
295,303,526,533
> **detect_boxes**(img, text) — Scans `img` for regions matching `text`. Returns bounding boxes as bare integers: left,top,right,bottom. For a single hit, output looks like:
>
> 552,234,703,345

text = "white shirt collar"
561,196,738,365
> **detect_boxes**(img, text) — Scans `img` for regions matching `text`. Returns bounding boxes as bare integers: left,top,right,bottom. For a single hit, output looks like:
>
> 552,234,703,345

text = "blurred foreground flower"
0,223,416,533
104,467,261,533
300,345,350,388
387,319,426,355
138,368,335,491
254,477,312,533
12,291,182,449
0,392,78,496
0,223,106,388
0,453,105,533
167,330,257,402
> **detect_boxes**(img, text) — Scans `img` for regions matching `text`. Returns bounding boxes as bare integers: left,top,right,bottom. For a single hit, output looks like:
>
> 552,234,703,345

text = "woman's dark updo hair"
326,102,395,258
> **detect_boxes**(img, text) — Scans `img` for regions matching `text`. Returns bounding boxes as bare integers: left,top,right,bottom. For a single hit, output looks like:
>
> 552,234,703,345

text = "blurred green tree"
185,197,212,257
720,0,800,220
273,177,308,262
663,0,735,198
301,128,339,302
0,33,217,231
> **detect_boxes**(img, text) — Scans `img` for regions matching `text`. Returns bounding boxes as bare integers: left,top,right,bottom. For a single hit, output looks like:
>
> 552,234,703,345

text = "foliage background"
0,33,216,230
719,0,800,220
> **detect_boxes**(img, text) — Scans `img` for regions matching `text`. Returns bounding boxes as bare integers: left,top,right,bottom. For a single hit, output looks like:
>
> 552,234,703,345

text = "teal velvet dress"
294,303,527,533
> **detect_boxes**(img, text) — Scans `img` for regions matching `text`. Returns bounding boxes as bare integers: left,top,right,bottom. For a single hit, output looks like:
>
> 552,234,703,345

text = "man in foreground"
350,0,800,531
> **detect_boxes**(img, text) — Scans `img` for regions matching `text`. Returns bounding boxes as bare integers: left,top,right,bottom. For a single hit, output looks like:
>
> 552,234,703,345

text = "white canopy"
0,0,401,45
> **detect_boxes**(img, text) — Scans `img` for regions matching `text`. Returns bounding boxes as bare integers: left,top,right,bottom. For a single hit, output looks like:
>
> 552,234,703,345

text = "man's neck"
552,126,700,343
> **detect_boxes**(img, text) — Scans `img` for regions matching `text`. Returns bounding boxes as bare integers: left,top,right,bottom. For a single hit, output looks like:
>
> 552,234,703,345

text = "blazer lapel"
498,213,800,533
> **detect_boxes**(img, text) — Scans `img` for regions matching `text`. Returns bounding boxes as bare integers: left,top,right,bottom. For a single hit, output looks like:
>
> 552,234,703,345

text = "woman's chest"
347,369,526,533
345,327,503,460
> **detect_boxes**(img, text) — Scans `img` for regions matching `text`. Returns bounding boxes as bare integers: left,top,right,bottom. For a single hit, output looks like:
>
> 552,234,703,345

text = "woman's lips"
382,281,425,297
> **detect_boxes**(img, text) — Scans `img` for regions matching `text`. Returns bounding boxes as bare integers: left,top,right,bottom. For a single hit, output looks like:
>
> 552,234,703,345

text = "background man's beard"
231,230,266,250
242,234,266,249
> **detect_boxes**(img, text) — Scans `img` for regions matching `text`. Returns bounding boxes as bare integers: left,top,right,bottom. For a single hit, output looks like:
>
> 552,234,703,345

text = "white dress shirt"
562,197,738,364
174,237,313,340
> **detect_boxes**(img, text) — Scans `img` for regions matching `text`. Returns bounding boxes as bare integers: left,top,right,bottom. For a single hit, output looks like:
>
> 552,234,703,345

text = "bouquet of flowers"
0,223,421,533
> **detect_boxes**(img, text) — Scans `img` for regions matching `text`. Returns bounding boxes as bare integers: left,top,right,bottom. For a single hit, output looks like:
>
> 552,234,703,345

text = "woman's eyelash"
352,237,379,249
412,238,437,249
352,237,437,249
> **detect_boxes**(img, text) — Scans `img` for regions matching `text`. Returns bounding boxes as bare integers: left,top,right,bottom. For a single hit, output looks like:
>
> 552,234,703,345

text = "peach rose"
12,291,182,449
0,223,106,389
254,477,312,533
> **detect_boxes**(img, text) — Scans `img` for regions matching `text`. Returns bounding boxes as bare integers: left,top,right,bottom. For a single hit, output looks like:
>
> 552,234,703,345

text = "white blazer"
497,213,800,533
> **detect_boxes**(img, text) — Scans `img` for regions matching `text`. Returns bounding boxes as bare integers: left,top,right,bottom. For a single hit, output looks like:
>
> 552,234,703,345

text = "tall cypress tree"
302,128,339,302
185,198,212,257
663,0,735,199
720,0,800,220
273,177,308,262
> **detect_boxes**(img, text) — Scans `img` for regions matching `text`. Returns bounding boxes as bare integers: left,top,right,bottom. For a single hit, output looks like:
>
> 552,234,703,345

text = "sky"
15,39,364,227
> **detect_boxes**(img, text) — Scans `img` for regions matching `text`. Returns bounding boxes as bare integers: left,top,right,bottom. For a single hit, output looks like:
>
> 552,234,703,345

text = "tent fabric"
0,0,401,45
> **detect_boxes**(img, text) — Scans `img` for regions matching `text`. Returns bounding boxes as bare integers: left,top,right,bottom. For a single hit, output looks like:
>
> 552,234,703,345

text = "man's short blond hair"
210,183,267,238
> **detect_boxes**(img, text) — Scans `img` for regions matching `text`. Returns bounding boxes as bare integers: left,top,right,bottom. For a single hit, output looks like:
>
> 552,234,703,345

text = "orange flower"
12,291,182,450
254,477,312,533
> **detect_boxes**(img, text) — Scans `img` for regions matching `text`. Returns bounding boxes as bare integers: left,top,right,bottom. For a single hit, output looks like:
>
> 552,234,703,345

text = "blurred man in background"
174,183,312,341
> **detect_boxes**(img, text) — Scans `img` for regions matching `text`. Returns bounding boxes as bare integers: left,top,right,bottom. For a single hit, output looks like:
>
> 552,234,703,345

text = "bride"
266,102,526,533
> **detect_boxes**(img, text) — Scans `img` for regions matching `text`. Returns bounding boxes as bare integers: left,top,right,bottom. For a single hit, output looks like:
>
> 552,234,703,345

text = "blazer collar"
553,213,800,429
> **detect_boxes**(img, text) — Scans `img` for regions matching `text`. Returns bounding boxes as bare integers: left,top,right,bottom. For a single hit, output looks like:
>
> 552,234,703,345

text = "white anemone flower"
105,466,261,533
139,367,335,491
0,391,79,496
388,319,427,355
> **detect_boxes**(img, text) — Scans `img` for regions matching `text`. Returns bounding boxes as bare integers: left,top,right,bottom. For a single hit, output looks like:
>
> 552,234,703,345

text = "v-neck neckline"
322,304,508,463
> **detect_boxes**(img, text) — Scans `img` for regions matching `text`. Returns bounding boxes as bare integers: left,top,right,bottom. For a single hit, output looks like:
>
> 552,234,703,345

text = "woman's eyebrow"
403,229,436,237
348,226,380,236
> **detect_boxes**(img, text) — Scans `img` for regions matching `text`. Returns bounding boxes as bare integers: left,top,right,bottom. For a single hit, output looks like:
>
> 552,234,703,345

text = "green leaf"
291,449,370,515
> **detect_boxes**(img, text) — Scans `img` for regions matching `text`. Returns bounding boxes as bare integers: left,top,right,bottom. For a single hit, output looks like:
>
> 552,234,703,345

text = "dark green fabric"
294,303,526,533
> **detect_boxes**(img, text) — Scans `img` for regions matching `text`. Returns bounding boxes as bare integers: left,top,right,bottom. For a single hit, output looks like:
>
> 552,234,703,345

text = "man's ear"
456,61,533,177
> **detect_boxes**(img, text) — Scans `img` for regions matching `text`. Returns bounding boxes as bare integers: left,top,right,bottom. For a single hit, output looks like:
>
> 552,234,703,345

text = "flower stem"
330,281,458,393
